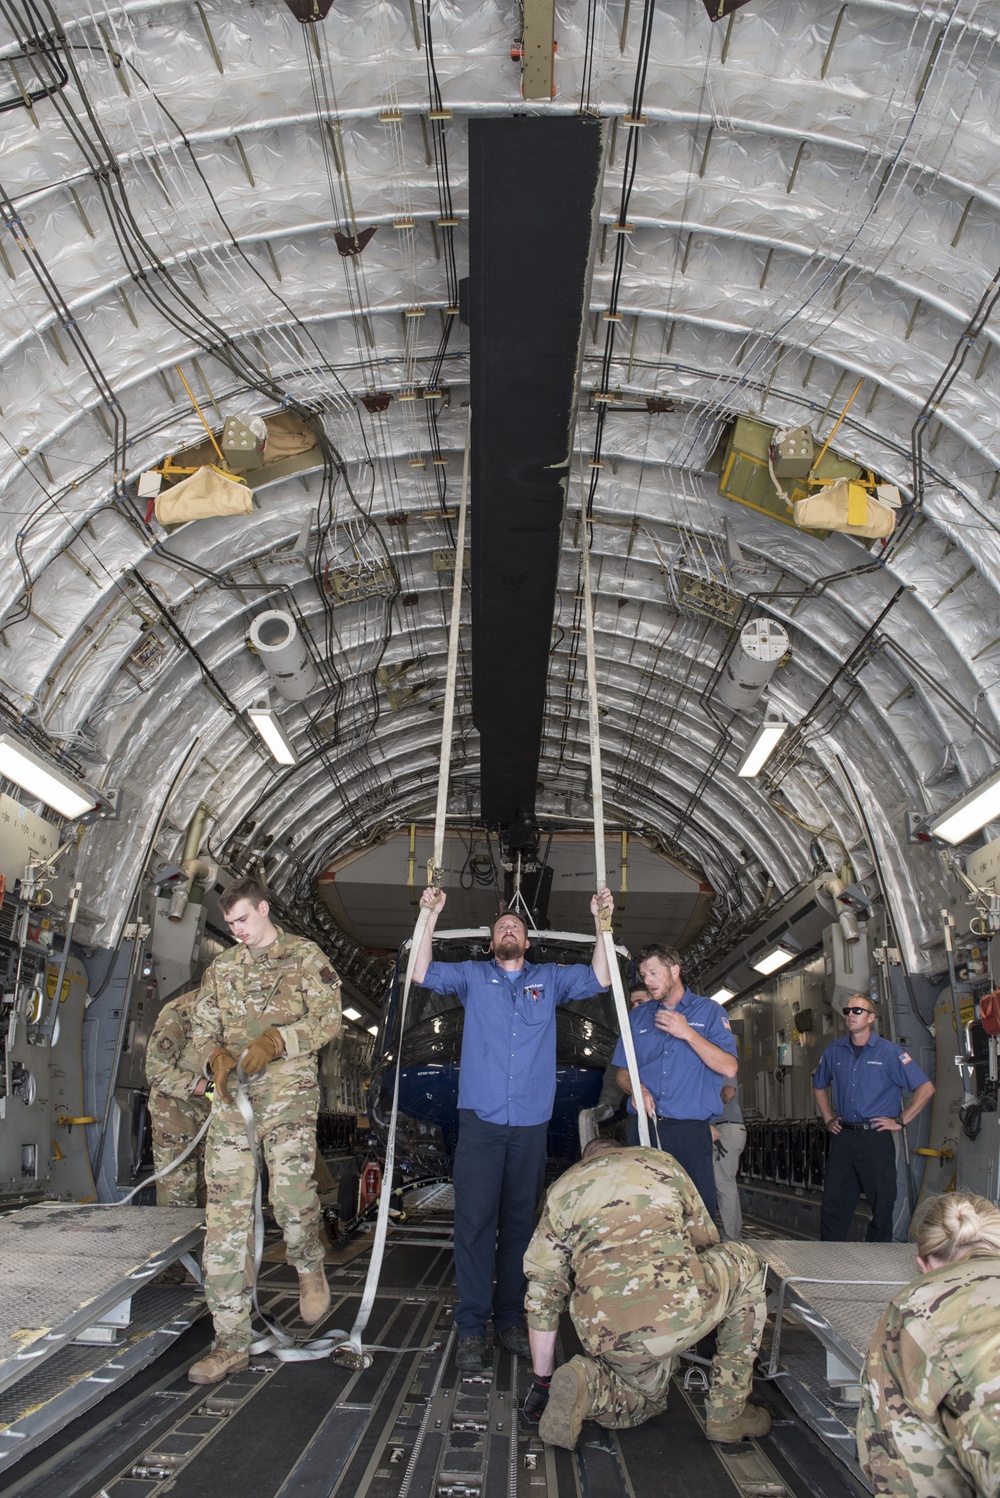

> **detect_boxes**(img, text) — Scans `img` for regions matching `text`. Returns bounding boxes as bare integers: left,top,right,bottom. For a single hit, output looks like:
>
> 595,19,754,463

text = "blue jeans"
627,1115,717,1219
452,1110,548,1338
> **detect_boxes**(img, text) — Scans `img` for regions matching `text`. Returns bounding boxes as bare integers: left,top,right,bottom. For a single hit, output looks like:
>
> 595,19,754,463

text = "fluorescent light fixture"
343,1006,362,1022
737,717,789,778
751,939,800,976
710,984,738,1004
928,767,1000,844
367,1024,378,1036
0,733,95,819
247,700,297,766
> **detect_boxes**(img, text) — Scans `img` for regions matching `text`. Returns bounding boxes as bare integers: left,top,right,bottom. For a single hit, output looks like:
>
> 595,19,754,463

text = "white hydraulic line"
581,510,651,1148
344,410,472,1359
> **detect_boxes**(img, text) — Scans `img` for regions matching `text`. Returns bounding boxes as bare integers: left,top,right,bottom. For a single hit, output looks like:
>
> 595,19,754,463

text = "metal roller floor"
2,1194,870,1498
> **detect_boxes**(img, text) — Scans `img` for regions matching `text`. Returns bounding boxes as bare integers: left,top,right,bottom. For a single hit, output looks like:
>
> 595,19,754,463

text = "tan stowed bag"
792,478,897,539
262,411,317,461
154,465,255,524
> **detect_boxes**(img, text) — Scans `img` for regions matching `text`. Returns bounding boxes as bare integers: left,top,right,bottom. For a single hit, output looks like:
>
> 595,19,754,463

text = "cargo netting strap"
581,507,651,1148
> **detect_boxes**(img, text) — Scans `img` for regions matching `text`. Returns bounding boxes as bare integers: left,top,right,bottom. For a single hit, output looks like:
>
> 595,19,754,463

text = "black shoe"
456,1335,487,1371
496,1324,531,1358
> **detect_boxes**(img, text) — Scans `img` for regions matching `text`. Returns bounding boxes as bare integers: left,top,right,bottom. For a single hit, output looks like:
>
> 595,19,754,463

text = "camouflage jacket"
857,1250,1000,1497
524,1146,719,1354
145,989,205,1101
191,925,341,1081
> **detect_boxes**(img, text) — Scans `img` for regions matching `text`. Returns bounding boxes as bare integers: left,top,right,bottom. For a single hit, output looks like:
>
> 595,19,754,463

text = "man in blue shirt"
613,943,737,1217
414,885,614,1372
812,993,934,1241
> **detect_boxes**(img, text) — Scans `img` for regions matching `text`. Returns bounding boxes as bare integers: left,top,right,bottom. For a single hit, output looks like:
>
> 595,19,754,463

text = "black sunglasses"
844,1006,872,1016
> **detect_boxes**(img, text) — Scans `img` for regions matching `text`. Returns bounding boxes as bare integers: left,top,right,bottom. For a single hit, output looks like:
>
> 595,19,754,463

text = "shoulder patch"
319,966,339,985
721,1015,732,1029
899,1052,912,1065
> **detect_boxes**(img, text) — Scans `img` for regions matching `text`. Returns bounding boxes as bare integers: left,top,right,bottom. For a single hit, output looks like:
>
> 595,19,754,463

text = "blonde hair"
913,1192,1000,1262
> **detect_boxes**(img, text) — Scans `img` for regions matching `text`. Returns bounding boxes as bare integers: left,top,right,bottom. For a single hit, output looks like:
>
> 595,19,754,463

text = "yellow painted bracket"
156,460,245,484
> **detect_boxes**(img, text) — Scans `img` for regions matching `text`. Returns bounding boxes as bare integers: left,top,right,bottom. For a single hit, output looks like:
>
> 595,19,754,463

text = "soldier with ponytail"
857,1192,1000,1496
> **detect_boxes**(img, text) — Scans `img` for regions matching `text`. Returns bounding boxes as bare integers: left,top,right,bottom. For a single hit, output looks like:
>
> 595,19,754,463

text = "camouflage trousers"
574,1241,767,1427
204,1075,324,1351
149,1089,210,1207
857,1408,988,1498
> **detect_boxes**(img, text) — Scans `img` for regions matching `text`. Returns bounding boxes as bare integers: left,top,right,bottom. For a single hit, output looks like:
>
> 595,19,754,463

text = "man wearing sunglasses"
812,994,934,1241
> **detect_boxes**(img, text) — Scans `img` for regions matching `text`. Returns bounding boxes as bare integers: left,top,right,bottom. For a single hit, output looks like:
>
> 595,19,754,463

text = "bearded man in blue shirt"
813,992,934,1241
612,943,738,1218
414,885,613,1372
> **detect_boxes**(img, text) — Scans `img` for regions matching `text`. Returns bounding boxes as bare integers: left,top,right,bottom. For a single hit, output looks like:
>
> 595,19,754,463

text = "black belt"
839,1120,880,1131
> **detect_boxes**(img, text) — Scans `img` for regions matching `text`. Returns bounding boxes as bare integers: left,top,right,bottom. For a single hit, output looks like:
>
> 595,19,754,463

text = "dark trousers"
820,1127,897,1241
452,1110,548,1339
627,1115,717,1219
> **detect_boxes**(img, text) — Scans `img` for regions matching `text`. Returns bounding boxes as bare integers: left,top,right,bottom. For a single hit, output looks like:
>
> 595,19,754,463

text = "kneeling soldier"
523,1138,770,1449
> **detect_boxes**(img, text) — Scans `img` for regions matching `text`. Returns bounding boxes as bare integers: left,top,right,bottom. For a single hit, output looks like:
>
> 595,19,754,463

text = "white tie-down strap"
581,509,650,1148
428,408,470,887
342,905,430,1358
184,1068,431,1366
344,416,471,1357
115,1110,212,1206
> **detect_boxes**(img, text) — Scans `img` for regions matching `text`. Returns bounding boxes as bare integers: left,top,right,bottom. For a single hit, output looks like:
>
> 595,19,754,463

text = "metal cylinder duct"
167,802,218,922
713,619,789,713
249,610,318,703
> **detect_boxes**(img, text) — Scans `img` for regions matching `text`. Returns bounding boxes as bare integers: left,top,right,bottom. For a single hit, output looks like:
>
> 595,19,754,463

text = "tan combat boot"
187,1345,250,1385
538,1358,592,1450
298,1264,331,1325
705,1403,772,1443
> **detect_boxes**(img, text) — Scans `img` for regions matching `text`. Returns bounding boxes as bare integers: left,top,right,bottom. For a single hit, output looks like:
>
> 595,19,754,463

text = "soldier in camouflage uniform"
188,877,342,1385
857,1191,1000,1497
523,1138,770,1450
145,988,211,1207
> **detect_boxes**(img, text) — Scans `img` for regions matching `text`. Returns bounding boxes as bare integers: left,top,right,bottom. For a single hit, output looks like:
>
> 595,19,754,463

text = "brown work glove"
240,1026,285,1077
208,1047,237,1100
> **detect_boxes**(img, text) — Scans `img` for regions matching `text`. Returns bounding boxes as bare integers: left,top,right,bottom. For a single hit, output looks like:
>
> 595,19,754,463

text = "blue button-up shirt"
812,1032,931,1122
611,990,738,1121
421,958,608,1126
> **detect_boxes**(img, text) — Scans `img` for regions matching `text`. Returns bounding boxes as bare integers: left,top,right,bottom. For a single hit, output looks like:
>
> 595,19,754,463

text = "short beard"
495,936,522,959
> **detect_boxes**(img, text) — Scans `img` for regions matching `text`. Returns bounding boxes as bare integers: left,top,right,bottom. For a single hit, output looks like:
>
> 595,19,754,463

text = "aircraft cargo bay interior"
0,0,998,1494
